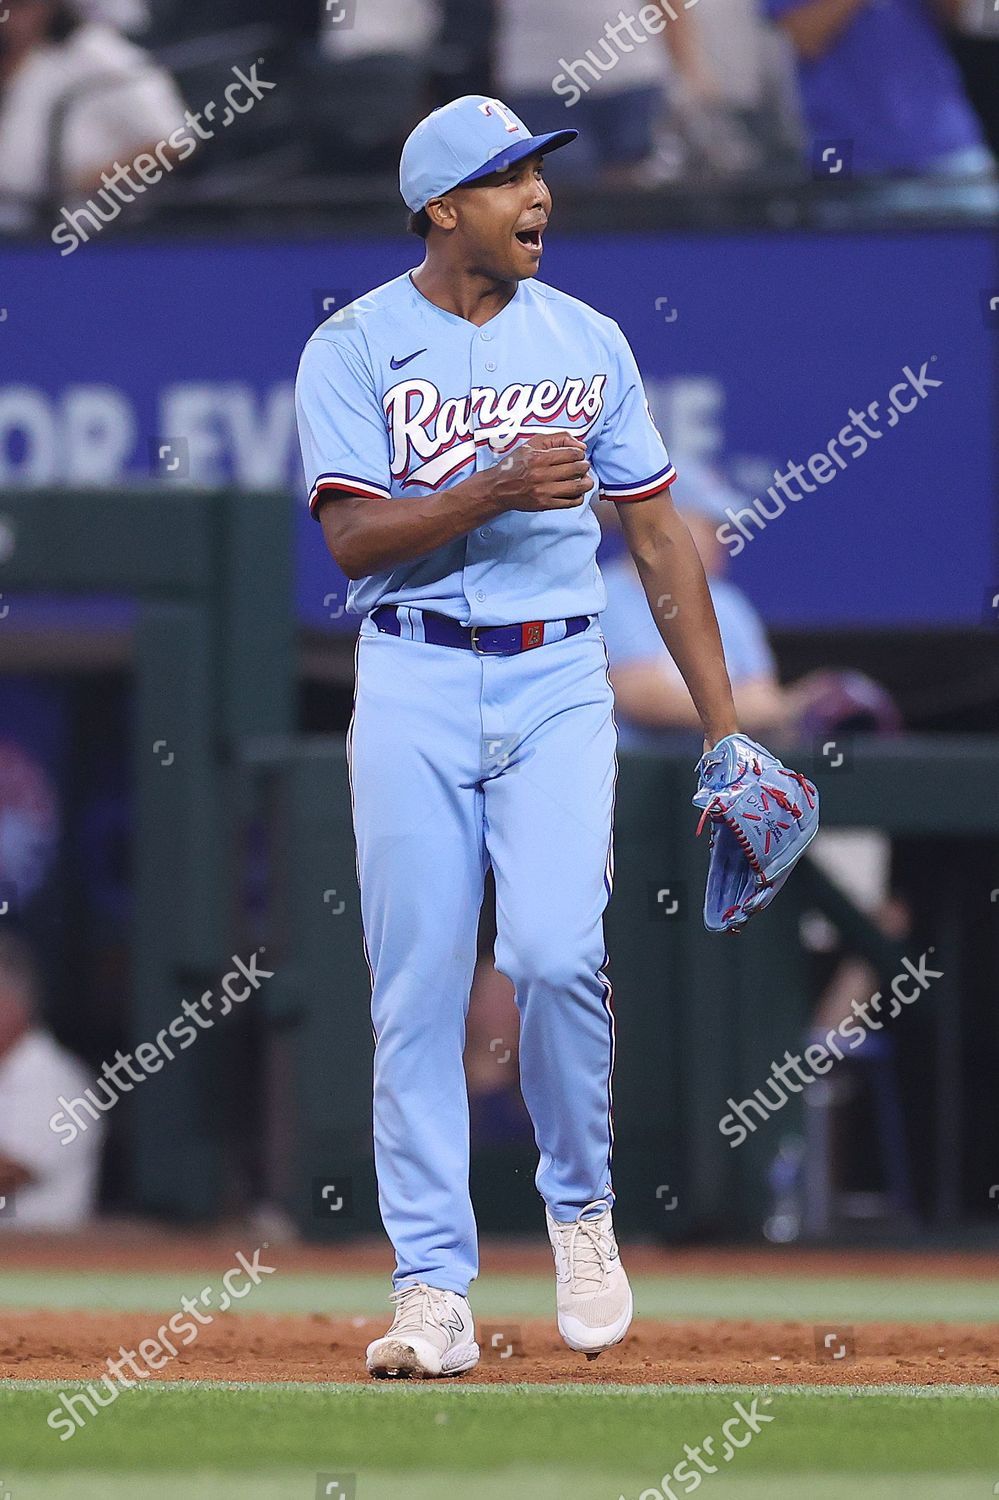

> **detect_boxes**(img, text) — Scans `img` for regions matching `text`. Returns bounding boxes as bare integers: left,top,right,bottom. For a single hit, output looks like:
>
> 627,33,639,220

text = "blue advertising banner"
0,230,995,627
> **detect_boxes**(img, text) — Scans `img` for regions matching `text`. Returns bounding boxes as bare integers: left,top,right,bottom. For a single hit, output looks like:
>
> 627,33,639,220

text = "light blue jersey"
295,270,675,624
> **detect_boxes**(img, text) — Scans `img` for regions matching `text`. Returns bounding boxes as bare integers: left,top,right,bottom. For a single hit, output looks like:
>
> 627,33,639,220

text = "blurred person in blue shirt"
600,458,788,751
763,0,993,177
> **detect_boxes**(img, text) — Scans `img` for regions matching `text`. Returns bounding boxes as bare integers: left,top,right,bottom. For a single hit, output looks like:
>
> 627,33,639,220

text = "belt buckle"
470,625,486,655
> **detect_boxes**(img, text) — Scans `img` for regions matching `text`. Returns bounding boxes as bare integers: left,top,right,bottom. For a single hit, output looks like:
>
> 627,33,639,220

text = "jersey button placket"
473,324,501,724
464,330,489,619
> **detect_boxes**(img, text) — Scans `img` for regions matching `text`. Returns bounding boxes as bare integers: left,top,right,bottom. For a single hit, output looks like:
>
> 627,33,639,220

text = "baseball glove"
692,734,819,933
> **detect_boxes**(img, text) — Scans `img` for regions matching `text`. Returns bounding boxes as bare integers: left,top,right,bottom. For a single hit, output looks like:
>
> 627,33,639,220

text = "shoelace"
555,1202,616,1295
388,1282,451,1335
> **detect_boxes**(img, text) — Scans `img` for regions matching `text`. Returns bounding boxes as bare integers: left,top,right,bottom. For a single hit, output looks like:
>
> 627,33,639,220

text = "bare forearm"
322,471,504,579
320,432,592,579
663,0,719,99
614,667,786,735
629,517,738,743
778,0,869,59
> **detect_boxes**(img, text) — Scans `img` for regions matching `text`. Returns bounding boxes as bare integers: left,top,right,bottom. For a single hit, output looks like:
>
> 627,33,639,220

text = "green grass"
1,1384,997,1499
1,1270,996,1322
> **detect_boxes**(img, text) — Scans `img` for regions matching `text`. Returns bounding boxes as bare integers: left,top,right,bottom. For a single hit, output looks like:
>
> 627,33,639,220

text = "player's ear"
426,194,456,233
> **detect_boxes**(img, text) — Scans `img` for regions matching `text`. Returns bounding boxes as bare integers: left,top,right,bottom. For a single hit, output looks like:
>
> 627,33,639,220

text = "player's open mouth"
515,228,543,252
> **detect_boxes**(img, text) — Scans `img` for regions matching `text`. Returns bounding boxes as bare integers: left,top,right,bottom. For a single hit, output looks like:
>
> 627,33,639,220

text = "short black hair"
407,208,432,239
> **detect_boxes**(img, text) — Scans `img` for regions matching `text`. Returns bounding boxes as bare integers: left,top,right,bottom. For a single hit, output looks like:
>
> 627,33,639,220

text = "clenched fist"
485,430,593,513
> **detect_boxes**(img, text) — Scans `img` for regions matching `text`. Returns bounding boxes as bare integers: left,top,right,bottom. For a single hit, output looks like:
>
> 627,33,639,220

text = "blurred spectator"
0,0,188,209
763,0,995,178
0,737,60,908
495,0,722,187
302,0,440,176
948,0,999,157
600,460,788,749
600,466,904,747
679,0,805,174
0,930,104,1230
72,0,148,31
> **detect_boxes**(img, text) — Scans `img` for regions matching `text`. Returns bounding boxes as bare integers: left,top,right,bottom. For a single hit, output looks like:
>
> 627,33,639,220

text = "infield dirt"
3,1312,997,1386
3,1234,996,1386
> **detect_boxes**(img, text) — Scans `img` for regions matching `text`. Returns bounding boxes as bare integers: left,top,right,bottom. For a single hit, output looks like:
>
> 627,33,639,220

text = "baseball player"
295,95,738,1379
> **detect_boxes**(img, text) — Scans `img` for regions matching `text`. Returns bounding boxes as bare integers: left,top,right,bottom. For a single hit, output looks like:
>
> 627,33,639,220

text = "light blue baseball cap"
399,94,577,213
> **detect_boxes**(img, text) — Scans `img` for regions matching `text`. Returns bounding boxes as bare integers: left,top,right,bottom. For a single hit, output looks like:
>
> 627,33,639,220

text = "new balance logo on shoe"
441,1307,466,1339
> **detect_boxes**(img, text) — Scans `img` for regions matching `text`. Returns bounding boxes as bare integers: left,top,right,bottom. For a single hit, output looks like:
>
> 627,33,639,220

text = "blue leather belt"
370,606,591,656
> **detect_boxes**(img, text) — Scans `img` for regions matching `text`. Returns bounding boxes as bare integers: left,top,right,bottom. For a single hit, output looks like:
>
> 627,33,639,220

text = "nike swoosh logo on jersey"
390,348,427,370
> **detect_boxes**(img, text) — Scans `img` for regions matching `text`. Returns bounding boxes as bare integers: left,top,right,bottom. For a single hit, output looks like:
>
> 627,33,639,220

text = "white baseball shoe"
546,1200,633,1359
365,1282,479,1379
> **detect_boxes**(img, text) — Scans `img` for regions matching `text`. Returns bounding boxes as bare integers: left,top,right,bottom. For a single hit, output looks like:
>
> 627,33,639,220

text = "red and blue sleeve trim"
309,472,391,517
599,462,677,502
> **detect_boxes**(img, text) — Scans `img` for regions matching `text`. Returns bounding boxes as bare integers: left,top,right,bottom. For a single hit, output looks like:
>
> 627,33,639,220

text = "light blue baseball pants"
347,611,619,1295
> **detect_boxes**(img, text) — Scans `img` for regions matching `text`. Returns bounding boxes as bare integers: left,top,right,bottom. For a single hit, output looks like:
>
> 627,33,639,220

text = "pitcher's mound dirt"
3,1312,997,1385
